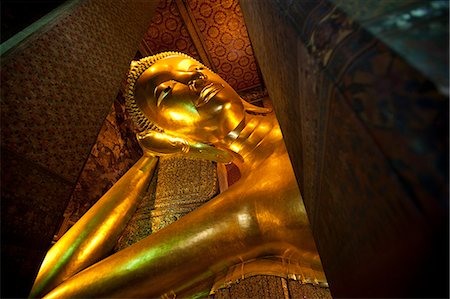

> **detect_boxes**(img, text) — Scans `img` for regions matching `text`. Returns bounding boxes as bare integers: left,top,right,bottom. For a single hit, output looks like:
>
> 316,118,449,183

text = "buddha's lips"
196,83,223,108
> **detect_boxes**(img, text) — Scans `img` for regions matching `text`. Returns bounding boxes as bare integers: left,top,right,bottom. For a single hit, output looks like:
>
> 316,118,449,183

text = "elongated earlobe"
241,100,272,114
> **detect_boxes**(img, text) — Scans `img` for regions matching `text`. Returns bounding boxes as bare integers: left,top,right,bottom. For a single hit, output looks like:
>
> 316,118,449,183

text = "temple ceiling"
138,0,264,93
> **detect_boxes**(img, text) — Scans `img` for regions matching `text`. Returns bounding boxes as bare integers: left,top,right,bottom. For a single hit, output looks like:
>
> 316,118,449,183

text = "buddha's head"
126,52,246,144
126,52,269,144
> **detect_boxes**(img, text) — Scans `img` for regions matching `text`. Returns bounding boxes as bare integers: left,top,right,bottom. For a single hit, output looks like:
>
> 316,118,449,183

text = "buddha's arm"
40,182,264,299
29,155,158,298
40,164,319,299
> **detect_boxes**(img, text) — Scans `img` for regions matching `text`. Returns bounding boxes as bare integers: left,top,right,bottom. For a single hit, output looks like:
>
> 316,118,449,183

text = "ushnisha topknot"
125,51,210,132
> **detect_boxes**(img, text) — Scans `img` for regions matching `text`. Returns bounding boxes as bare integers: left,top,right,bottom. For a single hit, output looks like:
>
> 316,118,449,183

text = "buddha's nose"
188,77,209,93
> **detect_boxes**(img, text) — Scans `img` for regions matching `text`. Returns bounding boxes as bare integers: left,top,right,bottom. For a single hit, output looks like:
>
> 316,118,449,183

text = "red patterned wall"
142,0,262,92
143,1,200,61
188,0,261,91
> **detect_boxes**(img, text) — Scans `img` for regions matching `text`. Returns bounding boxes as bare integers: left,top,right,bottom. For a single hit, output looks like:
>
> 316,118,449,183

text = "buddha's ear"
241,99,272,114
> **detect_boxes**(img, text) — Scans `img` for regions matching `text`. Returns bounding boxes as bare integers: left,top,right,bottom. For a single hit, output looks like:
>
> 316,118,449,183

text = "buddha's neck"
220,113,281,167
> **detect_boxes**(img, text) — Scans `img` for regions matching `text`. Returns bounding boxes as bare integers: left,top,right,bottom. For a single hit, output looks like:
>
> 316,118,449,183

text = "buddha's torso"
206,113,325,288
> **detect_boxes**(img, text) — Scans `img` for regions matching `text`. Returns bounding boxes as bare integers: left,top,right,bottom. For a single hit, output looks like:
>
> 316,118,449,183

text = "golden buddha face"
134,55,245,143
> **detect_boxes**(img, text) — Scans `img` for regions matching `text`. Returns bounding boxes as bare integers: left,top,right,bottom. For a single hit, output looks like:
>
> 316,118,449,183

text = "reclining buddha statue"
30,52,328,298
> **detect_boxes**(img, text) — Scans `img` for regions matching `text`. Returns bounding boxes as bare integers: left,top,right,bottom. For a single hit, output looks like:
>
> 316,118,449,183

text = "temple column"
0,0,158,296
240,0,448,297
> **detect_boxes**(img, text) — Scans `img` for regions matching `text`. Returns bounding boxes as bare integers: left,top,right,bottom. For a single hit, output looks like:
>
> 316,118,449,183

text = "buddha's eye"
189,65,204,71
156,84,173,107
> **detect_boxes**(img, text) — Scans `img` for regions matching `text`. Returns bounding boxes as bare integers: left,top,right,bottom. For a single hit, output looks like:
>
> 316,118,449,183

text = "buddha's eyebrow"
187,64,204,71
149,69,198,86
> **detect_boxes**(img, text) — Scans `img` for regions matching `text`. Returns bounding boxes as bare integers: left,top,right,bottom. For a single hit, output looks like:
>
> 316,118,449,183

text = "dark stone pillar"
240,0,448,297
0,0,158,297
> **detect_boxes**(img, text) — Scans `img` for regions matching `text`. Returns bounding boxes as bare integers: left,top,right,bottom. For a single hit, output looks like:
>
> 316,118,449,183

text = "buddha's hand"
137,130,233,163
137,130,189,156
